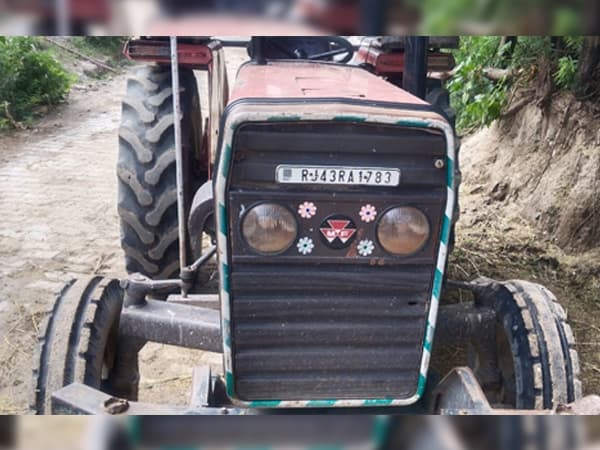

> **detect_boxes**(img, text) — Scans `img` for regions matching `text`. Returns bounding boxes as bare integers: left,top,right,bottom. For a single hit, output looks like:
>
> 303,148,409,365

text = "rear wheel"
118,65,204,280
470,278,582,409
32,277,123,414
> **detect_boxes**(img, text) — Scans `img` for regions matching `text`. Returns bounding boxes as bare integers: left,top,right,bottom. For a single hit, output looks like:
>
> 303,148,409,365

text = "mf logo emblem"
319,216,357,249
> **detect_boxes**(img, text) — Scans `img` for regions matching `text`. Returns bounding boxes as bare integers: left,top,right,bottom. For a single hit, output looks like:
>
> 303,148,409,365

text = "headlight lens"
377,207,430,256
242,203,298,254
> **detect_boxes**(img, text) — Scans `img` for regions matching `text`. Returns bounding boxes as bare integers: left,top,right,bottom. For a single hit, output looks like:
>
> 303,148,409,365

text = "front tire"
32,277,123,414
471,278,582,409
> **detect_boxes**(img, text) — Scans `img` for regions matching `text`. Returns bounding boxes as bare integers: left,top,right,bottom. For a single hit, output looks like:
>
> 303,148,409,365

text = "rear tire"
471,278,582,409
32,277,123,414
118,65,203,280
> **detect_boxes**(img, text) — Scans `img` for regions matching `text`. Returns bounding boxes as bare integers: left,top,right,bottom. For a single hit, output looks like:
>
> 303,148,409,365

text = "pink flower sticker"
359,204,377,223
298,201,317,219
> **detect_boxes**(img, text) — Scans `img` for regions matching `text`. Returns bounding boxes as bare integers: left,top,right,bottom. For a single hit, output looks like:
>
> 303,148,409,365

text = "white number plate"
276,165,401,187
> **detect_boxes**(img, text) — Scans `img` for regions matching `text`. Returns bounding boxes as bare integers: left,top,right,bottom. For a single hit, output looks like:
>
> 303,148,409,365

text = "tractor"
32,36,599,415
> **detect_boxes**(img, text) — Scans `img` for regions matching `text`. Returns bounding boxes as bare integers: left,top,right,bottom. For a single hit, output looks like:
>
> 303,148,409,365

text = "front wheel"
32,277,123,414
470,278,582,409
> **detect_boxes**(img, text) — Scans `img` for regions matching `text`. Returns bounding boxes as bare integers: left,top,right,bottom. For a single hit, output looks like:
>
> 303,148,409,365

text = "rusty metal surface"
229,60,429,104
355,46,455,75
124,39,213,69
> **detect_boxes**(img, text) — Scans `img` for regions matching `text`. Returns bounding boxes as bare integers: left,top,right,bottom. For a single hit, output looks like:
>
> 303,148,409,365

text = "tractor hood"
230,60,432,104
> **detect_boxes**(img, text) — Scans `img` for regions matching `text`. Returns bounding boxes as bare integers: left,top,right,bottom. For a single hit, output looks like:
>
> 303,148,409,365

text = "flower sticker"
298,201,317,219
357,239,375,257
297,237,315,255
359,204,377,223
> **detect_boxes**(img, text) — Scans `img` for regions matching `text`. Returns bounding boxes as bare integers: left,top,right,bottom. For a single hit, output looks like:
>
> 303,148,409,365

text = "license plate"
276,165,401,187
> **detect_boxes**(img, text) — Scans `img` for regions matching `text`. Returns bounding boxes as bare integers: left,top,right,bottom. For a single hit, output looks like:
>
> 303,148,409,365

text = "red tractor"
32,37,597,415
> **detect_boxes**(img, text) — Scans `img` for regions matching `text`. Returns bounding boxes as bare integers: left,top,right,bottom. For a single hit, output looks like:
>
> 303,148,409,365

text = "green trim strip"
306,399,337,407
417,373,428,396
440,216,451,246
221,262,230,293
226,371,235,398
446,158,454,188
424,331,432,352
363,398,394,407
396,119,428,128
249,400,282,408
432,269,443,299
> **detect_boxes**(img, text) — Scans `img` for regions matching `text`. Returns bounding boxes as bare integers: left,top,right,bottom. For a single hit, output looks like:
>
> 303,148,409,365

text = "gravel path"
0,73,128,413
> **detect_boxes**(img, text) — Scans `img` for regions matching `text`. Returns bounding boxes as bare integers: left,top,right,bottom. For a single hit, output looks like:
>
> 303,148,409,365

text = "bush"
447,37,510,133
448,36,586,134
0,37,74,130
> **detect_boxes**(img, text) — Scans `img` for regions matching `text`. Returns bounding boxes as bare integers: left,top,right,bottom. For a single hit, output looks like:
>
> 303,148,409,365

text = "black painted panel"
226,121,446,401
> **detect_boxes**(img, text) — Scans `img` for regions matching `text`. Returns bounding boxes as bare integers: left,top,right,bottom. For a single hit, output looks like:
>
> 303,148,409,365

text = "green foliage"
563,36,584,54
448,36,585,133
510,36,552,66
554,56,578,89
0,37,74,130
448,37,510,133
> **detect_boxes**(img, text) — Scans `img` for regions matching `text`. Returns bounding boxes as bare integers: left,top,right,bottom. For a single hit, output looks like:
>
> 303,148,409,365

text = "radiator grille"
227,122,447,401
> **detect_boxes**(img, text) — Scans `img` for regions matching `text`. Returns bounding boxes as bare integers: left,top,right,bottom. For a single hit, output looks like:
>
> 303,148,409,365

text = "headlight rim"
375,205,432,257
240,201,299,256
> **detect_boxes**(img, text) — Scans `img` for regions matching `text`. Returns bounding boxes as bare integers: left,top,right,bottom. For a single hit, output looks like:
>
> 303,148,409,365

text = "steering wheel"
262,37,355,64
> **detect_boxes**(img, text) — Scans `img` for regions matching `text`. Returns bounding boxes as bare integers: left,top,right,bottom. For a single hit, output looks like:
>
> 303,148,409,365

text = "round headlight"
377,207,430,256
242,203,298,254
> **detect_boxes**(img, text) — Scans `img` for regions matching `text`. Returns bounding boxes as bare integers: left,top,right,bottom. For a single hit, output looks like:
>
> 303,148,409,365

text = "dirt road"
0,72,127,413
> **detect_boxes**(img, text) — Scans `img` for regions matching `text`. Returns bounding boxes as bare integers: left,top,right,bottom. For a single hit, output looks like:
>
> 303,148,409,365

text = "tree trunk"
577,36,600,92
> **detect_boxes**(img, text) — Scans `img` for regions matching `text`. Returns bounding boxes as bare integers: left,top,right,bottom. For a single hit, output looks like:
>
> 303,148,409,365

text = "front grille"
226,121,447,401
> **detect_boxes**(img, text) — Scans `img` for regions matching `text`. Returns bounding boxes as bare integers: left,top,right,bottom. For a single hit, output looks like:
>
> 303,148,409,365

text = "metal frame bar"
170,36,188,272
403,37,429,99
119,300,222,352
